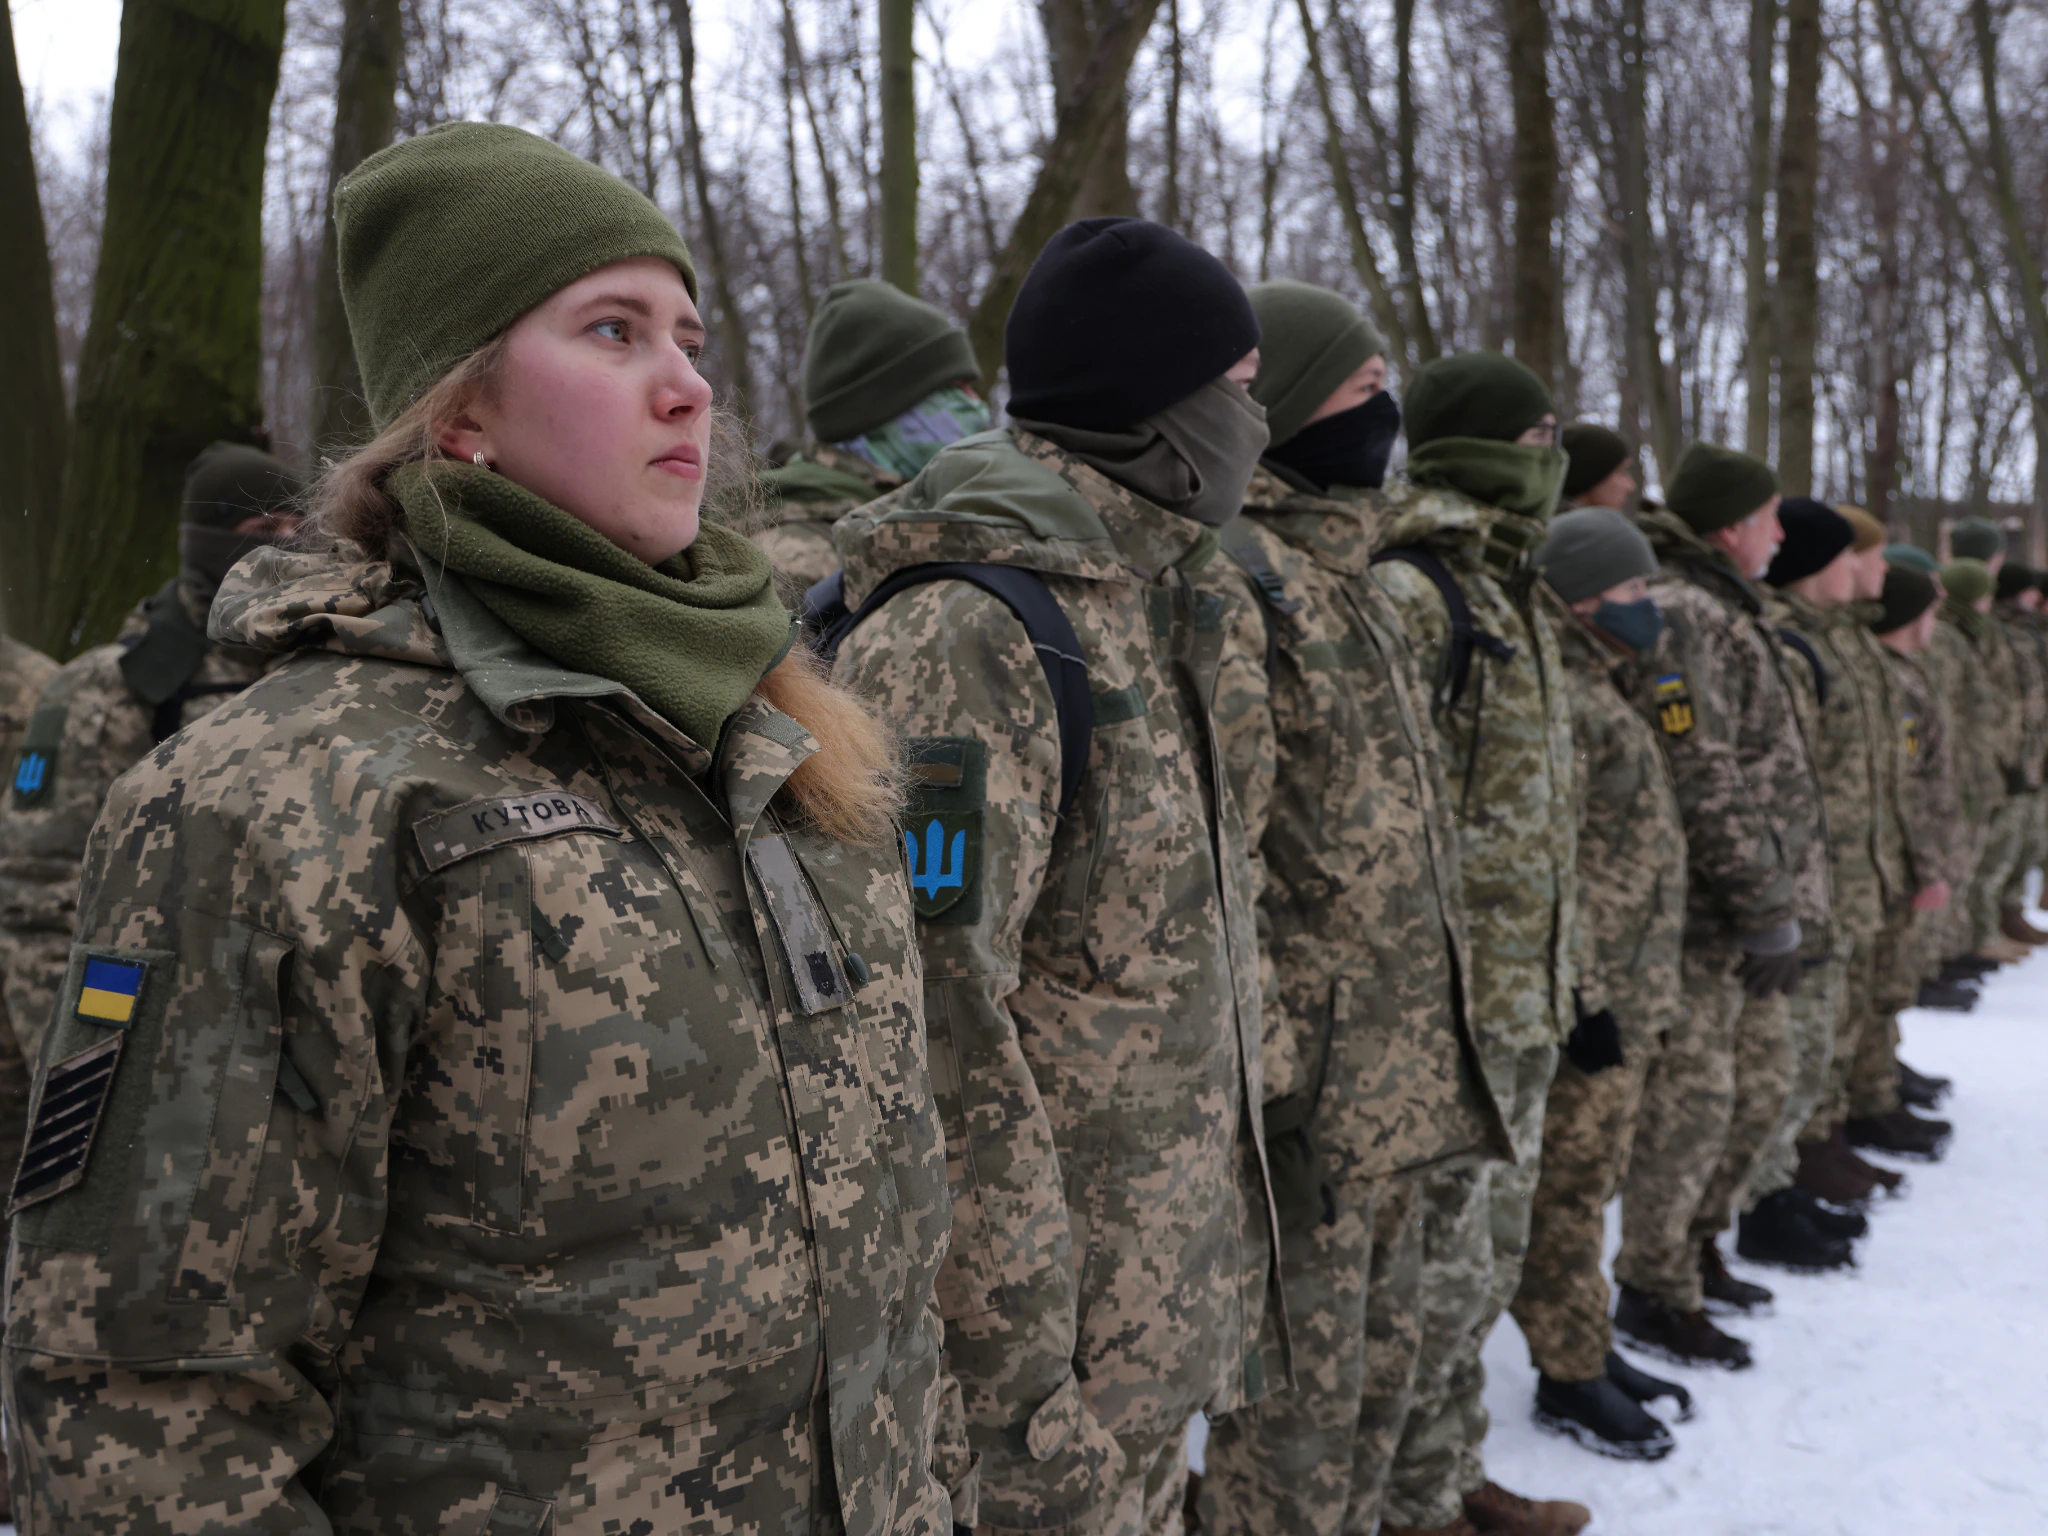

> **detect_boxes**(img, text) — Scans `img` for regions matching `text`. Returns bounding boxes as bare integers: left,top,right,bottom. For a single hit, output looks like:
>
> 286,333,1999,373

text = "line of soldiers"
0,181,2012,1534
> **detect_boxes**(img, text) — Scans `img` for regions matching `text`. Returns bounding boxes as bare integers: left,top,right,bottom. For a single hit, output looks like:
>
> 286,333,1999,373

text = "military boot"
1534,1373,1675,1462
1796,1132,1877,1204
1939,955,1998,981
1701,1237,1776,1309
1972,936,2030,966
1737,1190,1856,1271
1898,1059,1952,1107
1840,1137,1906,1193
1781,1185,1868,1239
1915,977,1979,1012
1462,1480,1592,1536
1614,1283,1754,1370
2000,907,2048,945
1847,1107,1950,1161
1379,1521,1482,1536
1607,1348,1694,1422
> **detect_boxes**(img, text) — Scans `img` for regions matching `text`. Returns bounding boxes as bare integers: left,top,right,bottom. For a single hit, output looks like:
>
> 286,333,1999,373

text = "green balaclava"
802,280,981,444
1886,543,1939,574
336,123,698,429
1245,280,1384,447
336,123,791,747
1400,353,1567,522
1664,443,1779,535
1950,517,2004,562
179,442,304,596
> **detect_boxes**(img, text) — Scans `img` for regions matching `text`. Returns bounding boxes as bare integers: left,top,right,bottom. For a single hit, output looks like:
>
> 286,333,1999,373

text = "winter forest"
6,0,2048,657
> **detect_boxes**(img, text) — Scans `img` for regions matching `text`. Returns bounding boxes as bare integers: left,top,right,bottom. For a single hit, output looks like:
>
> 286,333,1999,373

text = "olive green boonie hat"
802,280,979,444
1245,280,1386,448
336,122,698,429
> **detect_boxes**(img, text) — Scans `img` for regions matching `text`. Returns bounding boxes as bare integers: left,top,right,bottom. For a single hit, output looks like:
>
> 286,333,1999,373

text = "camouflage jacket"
1214,470,1509,1189
1991,606,2048,791
1635,510,1827,950
1549,612,1686,1042
1765,591,1894,940
0,636,58,1056
1924,608,2001,827
831,428,1280,1533
1883,646,1967,889
1372,480,1578,1088
0,582,267,1063
754,446,900,589
1,547,955,1536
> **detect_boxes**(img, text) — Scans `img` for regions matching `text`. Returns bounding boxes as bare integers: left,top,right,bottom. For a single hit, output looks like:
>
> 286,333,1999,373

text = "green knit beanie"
1941,558,1994,605
336,123,698,429
1245,281,1385,448
1665,443,1779,534
1561,424,1632,499
803,280,979,444
1403,352,1554,447
1886,543,1938,574
181,442,303,529
1950,517,2004,561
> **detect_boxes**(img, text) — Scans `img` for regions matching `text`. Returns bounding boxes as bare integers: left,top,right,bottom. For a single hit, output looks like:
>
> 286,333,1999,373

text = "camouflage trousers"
1932,821,1988,964
1998,790,2048,914
1970,794,2036,950
1745,944,1848,1207
1808,909,1907,1135
1613,943,1742,1312
1048,1421,1191,1536
1508,1011,1662,1383
1200,1175,1423,1536
1691,975,1792,1243
1383,1041,1556,1529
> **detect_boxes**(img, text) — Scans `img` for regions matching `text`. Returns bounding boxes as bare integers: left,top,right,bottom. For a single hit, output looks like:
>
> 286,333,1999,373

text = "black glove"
1261,1094,1335,1237
1565,1002,1625,1074
1736,920,1804,998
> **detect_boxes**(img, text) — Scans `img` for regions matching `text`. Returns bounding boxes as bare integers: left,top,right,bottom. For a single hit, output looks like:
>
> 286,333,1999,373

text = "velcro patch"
414,790,622,871
10,1034,125,1215
10,699,65,808
1903,712,1920,758
903,738,987,924
76,955,148,1027
1654,672,1695,737
747,833,849,1015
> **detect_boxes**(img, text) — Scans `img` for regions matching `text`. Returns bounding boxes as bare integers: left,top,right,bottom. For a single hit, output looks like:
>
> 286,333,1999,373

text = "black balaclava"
179,442,304,600
1267,391,1402,491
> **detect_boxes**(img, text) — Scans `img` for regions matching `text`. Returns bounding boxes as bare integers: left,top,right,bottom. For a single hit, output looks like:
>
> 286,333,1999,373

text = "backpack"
804,564,1093,821
1775,627,1831,708
1369,545,1516,716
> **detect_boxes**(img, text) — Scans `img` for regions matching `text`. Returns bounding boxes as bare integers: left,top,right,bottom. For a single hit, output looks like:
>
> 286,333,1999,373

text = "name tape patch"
414,791,622,871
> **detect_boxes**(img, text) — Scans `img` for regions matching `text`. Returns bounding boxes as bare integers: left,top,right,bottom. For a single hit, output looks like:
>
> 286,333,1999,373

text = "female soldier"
2,123,955,1536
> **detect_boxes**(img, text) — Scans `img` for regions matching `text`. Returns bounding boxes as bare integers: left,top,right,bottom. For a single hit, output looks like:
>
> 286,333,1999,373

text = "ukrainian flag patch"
76,956,147,1027
1655,672,1695,737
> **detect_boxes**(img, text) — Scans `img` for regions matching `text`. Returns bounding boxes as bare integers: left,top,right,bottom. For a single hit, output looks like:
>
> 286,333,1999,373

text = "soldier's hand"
1261,1093,1334,1237
1912,880,1951,913
1736,919,1803,998
1565,1004,1625,1074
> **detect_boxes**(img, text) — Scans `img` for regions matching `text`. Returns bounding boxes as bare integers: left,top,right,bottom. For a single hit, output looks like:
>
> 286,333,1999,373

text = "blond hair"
307,343,904,846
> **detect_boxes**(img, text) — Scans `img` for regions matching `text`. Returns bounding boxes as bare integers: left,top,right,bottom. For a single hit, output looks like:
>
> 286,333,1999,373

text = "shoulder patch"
1902,712,1920,758
1654,671,1695,737
10,1034,124,1216
902,737,986,923
414,790,622,872
11,699,66,808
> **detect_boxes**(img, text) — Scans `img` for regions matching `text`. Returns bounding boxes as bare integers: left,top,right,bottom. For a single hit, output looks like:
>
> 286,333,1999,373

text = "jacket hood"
1240,464,1383,576
210,542,448,668
1637,505,1764,615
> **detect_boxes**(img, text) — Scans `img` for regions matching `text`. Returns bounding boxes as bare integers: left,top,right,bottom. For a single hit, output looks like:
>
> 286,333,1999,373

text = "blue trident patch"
905,817,966,898
14,751,49,798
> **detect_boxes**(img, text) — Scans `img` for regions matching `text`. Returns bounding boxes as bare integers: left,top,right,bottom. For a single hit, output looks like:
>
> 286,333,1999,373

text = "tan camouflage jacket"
1924,606,2001,828
1766,591,1893,941
0,637,58,1063
1883,646,1967,889
1372,481,1578,1095
2,546,955,1536
1636,510,1827,951
831,428,1281,1533
1214,470,1509,1190
1549,612,1686,1045
1991,605,2048,792
754,445,900,589
0,583,267,1064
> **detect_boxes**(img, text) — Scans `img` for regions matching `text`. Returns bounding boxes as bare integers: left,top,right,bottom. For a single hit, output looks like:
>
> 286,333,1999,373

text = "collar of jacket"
1769,586,1855,635
1240,464,1380,576
1553,603,1636,683
1637,505,1765,615
1379,475,1550,592
832,426,1215,607
1941,597,1989,640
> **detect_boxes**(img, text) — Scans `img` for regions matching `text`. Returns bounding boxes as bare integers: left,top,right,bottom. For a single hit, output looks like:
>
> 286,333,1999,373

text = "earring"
472,450,488,468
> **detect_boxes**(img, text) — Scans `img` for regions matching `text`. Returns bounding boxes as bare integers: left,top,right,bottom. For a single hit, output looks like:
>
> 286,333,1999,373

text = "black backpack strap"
1370,545,1515,714
1219,521,1301,677
1776,627,1830,708
804,563,1093,821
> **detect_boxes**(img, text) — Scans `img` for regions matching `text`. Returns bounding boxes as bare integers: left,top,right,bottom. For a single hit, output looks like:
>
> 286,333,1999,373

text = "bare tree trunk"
790,5,849,280
311,0,403,459
1773,0,1821,494
1392,0,1439,364
1864,98,1904,526
0,1,67,641
665,0,757,418
1041,0,1138,219
1162,0,1183,230
877,0,917,291
779,2,817,320
967,0,1165,389
1502,0,1561,391
44,0,286,657
1744,0,1777,458
1617,0,1678,475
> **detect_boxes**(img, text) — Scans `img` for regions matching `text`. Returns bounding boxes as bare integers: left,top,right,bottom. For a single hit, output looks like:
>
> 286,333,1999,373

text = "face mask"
1147,376,1273,527
1267,391,1402,491
1591,596,1664,653
839,385,992,480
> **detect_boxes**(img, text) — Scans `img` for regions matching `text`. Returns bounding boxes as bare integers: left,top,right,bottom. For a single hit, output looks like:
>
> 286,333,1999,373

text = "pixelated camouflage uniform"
1510,610,1684,1385
0,636,58,1270
0,582,268,1069
1196,470,1510,1536
1369,480,1577,1528
1614,510,1822,1310
830,429,1282,1536
2,544,957,1535
1998,608,2048,917
1964,603,2040,950
754,445,900,589
1922,604,2001,963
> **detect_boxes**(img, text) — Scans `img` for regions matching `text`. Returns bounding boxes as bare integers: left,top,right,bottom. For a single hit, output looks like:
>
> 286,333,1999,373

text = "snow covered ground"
1194,942,2048,1535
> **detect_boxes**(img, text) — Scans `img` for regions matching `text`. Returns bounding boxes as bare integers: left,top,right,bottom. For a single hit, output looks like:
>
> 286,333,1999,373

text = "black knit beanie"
1872,566,1938,634
1765,497,1854,587
1996,561,2038,601
1666,443,1779,534
1005,218,1260,430
180,442,303,529
1402,353,1554,447
1562,424,1632,498
802,280,979,443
